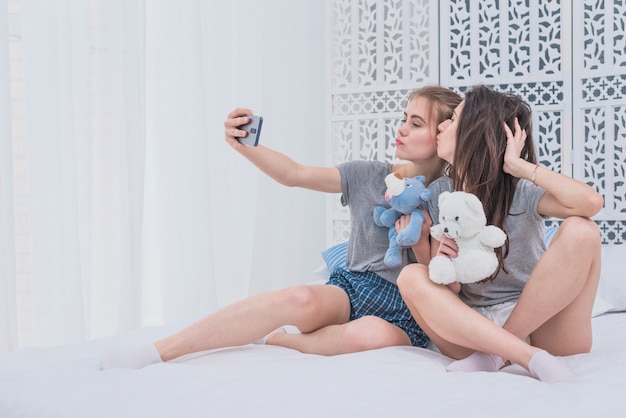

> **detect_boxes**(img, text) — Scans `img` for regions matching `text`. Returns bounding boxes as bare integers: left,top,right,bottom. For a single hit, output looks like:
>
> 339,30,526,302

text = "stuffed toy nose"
384,173,405,197
443,221,462,239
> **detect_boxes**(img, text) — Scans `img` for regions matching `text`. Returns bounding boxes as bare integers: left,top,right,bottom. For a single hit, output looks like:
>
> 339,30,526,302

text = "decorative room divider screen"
326,0,625,246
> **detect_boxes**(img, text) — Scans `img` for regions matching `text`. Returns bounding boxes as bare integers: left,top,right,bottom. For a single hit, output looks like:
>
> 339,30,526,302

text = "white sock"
100,343,162,370
254,328,286,345
528,350,576,383
446,351,505,373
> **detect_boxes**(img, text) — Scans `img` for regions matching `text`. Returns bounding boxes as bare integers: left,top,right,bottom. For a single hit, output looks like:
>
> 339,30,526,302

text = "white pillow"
592,295,614,317
310,263,330,281
597,244,626,312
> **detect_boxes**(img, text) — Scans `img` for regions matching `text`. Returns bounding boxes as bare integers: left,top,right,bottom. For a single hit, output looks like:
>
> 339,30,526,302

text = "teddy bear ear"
464,192,485,215
462,192,485,217
438,191,450,205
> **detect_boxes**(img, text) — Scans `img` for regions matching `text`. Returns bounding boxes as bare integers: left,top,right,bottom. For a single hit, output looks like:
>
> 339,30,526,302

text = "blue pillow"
322,225,559,272
321,241,348,272
545,224,558,246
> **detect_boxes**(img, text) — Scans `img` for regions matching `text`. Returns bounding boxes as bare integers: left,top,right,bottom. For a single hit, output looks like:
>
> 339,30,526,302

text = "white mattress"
1,312,625,418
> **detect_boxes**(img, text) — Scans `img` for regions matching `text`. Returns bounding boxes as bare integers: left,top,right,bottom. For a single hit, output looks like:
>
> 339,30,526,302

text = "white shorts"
427,300,529,353
473,300,517,327
473,300,531,344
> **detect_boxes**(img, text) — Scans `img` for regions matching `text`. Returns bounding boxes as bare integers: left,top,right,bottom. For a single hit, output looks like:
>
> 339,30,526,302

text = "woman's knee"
552,217,601,252
397,264,430,300
341,316,408,351
275,286,323,317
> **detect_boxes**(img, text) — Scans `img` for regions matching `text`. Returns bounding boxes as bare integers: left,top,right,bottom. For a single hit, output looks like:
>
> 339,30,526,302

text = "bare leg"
397,265,539,369
502,217,601,355
442,219,599,380
156,284,351,360
399,269,575,382
397,219,600,383
266,315,412,355
101,284,351,369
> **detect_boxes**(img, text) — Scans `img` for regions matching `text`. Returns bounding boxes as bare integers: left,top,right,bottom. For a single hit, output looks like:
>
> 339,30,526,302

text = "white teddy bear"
429,191,507,285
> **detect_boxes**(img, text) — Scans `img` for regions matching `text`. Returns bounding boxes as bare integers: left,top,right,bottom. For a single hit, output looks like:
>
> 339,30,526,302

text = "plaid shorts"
326,268,428,348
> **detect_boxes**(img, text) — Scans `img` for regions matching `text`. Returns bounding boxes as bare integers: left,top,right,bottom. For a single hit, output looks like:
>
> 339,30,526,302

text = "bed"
1,244,625,418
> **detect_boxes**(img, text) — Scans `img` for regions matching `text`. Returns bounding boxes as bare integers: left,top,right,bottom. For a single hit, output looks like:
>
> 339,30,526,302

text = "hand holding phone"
236,115,263,147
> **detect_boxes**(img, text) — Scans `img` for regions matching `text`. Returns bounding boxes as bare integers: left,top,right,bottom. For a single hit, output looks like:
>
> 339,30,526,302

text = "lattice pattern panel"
582,0,626,69
331,0,432,89
582,75,626,102
573,0,626,243
545,220,626,245
328,0,626,245
332,90,411,116
444,0,563,83
597,220,626,245
578,102,626,221
328,0,438,244
441,0,570,183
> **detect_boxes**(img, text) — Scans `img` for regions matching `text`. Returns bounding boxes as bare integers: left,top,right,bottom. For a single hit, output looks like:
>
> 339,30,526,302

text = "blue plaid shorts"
326,268,428,348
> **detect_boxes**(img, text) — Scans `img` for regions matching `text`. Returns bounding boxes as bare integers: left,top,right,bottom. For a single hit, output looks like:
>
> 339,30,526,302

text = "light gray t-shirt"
428,176,547,307
337,160,419,285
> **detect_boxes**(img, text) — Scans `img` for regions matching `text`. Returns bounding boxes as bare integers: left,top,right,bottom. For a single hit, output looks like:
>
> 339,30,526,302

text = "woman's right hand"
222,110,342,192
224,108,254,150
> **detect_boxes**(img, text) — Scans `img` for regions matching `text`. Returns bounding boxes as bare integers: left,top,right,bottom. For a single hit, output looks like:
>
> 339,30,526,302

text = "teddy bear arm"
373,206,384,225
405,209,426,238
430,224,443,241
395,210,425,246
379,208,401,227
384,226,403,267
478,226,507,248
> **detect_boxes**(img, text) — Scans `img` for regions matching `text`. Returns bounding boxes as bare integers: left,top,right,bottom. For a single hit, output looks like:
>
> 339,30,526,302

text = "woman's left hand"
502,117,527,176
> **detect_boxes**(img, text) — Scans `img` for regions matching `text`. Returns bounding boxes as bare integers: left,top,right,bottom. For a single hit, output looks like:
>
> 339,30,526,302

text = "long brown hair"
452,85,537,277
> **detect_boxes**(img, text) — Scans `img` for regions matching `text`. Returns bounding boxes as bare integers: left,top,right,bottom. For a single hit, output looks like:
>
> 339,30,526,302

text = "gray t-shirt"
337,160,419,284
428,176,547,307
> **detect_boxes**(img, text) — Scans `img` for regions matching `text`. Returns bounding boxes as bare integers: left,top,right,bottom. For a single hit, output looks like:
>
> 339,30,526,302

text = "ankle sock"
528,350,576,383
446,351,505,373
100,343,162,370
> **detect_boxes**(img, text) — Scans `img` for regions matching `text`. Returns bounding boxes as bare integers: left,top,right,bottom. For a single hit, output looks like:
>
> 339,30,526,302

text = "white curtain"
0,0,327,351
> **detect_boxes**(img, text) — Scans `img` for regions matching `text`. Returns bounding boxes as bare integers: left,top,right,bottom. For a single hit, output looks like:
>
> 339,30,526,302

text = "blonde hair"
405,85,462,126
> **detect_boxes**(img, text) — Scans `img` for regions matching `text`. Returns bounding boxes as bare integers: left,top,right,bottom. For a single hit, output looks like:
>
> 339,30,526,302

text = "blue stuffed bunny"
373,173,431,267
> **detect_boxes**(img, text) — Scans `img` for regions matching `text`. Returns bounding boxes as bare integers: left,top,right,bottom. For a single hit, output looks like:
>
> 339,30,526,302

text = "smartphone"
236,115,263,147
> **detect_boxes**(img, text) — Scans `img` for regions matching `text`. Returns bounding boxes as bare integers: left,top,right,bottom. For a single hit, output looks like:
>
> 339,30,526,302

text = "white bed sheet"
1,312,625,418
